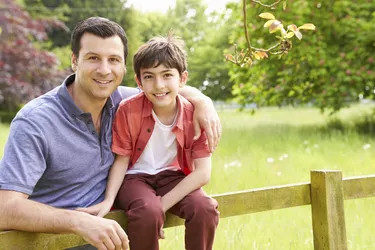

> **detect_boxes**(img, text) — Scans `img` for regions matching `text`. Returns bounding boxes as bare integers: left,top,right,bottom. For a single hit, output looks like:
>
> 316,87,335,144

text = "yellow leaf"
286,32,295,39
260,51,268,59
298,23,316,30
254,52,261,60
259,12,275,20
269,20,281,33
287,24,298,32
295,30,303,40
264,20,274,28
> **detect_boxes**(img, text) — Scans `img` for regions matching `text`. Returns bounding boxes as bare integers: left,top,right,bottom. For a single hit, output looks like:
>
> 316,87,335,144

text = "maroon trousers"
115,170,219,250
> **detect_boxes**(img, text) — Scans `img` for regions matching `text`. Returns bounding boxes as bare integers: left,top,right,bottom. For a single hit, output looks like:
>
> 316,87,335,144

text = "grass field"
1,104,375,249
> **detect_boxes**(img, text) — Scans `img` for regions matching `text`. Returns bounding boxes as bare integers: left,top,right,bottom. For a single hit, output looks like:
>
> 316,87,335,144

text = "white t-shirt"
126,109,179,175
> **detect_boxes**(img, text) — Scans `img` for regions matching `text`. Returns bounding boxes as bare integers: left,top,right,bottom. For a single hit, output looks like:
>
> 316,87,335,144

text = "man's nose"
97,60,111,75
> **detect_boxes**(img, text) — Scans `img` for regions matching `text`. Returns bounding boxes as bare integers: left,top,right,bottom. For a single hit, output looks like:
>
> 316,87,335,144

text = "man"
0,17,221,250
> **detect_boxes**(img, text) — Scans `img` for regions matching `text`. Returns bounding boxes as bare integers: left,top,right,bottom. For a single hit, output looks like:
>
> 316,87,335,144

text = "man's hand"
76,200,112,217
74,212,129,250
193,96,222,152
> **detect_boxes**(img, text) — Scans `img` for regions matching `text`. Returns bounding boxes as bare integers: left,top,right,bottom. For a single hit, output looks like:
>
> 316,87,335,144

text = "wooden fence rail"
1,170,375,250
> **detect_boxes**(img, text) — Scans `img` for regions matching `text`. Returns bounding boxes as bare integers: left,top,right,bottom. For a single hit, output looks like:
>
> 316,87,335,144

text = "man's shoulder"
16,87,61,121
118,92,146,108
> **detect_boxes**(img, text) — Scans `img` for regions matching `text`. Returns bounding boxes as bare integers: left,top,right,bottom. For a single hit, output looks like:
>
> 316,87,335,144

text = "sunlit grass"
1,104,375,249
160,103,375,250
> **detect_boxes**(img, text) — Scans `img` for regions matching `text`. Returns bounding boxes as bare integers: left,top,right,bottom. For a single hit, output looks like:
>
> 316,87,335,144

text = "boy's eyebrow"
142,69,173,75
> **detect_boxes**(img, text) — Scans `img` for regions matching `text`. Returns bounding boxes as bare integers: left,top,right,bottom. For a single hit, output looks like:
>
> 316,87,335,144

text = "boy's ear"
71,53,77,72
135,74,143,90
179,71,188,88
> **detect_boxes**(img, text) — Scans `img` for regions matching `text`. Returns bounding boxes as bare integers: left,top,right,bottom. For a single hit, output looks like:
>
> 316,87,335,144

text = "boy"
84,33,219,250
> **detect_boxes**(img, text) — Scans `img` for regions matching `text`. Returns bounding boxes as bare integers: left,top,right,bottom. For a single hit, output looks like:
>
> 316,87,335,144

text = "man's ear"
71,53,78,72
179,71,188,88
135,75,143,90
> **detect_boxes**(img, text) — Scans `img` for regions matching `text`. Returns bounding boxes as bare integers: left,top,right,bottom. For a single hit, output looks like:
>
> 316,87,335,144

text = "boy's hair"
71,17,128,63
133,32,187,80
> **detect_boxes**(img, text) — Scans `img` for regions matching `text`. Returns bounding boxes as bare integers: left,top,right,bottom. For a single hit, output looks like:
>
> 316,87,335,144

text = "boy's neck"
152,101,178,126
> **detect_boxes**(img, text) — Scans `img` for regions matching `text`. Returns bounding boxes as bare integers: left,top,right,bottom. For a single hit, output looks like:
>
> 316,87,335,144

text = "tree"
0,0,67,111
228,0,375,113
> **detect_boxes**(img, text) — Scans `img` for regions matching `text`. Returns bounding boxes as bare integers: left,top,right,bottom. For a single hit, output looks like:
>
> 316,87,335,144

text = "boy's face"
136,64,188,111
71,33,126,101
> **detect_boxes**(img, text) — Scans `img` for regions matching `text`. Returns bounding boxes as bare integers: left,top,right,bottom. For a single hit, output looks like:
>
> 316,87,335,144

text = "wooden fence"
1,170,375,250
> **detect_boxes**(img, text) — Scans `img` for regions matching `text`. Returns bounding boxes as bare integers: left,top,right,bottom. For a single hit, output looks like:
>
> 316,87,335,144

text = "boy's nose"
154,77,165,88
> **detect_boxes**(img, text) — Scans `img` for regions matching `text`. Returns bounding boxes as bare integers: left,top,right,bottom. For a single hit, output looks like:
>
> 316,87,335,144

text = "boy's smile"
137,64,188,115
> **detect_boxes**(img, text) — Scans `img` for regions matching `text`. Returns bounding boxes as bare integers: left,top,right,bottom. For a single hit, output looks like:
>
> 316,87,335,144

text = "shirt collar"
57,73,115,118
141,93,184,130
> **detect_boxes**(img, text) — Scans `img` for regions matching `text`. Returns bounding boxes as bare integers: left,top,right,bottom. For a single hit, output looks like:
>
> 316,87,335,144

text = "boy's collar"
142,94,184,130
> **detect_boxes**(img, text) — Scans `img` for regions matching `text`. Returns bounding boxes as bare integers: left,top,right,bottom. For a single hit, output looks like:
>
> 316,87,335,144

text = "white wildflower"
267,157,274,163
224,160,242,169
363,144,371,150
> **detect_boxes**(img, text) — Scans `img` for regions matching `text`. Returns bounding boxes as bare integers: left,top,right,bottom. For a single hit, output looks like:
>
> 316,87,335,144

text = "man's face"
71,33,126,101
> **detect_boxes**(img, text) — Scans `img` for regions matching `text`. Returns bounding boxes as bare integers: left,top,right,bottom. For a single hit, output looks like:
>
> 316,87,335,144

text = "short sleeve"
191,129,211,159
0,118,48,195
117,86,141,100
112,103,133,156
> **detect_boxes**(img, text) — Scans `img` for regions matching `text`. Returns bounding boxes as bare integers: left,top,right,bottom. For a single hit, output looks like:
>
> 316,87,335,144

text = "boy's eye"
143,75,153,79
164,73,173,77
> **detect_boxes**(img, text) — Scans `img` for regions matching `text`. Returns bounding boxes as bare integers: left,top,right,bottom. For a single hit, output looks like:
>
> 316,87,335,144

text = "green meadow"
1,104,375,249
161,104,375,250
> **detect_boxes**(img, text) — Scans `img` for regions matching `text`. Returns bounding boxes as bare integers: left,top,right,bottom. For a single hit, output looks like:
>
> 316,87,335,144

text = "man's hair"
71,17,128,63
133,32,187,79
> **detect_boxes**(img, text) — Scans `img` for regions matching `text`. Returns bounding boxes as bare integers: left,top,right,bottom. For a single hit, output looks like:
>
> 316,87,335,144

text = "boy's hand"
193,97,222,152
76,201,112,217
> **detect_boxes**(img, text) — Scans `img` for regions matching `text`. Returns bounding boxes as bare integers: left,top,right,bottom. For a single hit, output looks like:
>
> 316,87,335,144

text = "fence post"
310,170,348,250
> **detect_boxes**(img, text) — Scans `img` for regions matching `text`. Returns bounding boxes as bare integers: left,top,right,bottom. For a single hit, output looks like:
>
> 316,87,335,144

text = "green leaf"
259,12,276,20
298,23,316,30
283,0,287,10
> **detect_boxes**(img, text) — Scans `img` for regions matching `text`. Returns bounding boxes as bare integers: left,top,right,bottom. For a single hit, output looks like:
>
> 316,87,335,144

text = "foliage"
23,0,140,86
139,0,235,100
228,0,375,113
225,0,315,67
0,0,67,111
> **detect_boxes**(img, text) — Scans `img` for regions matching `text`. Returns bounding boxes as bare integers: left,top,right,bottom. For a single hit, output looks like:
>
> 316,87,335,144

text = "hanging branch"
225,0,315,67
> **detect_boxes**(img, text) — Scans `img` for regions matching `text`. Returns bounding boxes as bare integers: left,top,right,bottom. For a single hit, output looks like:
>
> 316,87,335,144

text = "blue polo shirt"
0,74,139,209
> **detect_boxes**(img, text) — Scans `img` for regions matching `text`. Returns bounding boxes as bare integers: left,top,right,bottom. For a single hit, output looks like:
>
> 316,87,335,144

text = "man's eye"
110,58,120,63
88,56,98,61
164,73,173,77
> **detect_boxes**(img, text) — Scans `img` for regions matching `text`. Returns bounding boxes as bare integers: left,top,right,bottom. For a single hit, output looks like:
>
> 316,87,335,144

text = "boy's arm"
160,157,211,212
179,86,221,152
76,155,129,217
104,155,129,203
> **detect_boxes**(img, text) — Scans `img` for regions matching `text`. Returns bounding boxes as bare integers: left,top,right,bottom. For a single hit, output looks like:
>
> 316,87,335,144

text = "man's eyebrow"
84,52,123,59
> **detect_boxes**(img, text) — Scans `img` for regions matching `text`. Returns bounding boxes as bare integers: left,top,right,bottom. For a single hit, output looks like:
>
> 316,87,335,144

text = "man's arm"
179,86,221,152
0,190,129,250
